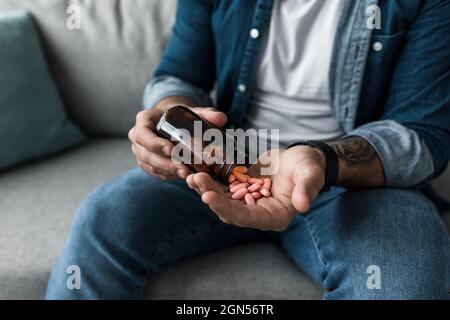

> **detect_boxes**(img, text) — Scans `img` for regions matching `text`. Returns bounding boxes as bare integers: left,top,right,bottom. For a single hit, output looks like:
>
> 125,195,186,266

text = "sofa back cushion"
0,0,176,136
0,10,86,170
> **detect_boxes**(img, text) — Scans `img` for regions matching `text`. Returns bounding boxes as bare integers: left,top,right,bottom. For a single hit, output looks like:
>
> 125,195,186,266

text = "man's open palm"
186,147,326,231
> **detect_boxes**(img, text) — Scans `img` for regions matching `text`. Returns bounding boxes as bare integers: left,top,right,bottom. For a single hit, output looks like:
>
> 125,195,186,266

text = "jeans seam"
304,215,330,282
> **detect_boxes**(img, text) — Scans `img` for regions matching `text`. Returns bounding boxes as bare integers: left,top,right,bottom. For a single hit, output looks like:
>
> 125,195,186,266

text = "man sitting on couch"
46,0,450,299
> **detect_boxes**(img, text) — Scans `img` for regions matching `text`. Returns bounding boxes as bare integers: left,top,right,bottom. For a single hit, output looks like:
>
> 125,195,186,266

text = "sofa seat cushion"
146,241,324,300
0,139,135,299
0,139,327,300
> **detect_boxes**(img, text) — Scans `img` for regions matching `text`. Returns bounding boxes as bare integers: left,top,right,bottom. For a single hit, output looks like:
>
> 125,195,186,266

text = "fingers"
187,172,247,224
133,145,176,180
200,192,233,224
192,107,228,128
201,191,239,222
186,172,226,195
129,106,227,181
186,173,196,190
201,190,250,227
129,107,226,182
137,159,177,180
129,125,173,156
132,142,190,179
195,178,275,230
129,108,192,179
194,172,227,193
130,109,174,155
204,192,281,231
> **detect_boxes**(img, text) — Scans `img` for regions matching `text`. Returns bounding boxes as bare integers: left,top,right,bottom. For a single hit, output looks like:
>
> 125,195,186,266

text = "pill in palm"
234,172,248,183
244,193,256,205
248,177,264,185
232,166,248,174
247,183,262,193
231,188,248,200
228,166,273,204
262,178,272,190
260,188,271,198
230,183,249,193
251,192,262,199
229,181,241,189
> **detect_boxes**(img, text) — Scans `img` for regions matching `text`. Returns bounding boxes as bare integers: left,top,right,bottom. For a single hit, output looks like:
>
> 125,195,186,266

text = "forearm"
329,137,385,189
152,96,198,113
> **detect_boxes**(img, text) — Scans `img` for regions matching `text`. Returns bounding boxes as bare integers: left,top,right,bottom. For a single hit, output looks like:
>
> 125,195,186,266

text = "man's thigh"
47,168,262,299
74,167,263,268
280,187,450,299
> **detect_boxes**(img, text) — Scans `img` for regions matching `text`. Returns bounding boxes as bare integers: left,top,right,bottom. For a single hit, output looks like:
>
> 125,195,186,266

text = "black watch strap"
287,140,339,192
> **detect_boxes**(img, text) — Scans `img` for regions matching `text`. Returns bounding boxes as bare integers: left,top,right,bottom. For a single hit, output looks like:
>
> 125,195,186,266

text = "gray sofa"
0,0,449,300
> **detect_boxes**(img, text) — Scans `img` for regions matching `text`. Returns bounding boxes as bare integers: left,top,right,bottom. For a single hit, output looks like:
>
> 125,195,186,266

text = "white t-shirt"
244,0,345,147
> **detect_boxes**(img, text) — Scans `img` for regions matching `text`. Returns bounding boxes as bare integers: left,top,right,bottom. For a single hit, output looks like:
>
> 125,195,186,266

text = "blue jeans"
46,168,450,299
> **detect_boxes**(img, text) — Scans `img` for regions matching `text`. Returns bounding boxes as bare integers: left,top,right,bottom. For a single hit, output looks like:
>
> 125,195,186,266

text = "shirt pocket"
368,30,407,67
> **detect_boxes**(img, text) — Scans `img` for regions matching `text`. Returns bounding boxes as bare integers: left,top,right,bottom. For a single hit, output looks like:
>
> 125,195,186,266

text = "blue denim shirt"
143,0,450,189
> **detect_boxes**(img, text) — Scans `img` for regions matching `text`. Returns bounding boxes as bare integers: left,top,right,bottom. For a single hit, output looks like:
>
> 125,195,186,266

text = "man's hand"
129,97,227,180
186,146,326,231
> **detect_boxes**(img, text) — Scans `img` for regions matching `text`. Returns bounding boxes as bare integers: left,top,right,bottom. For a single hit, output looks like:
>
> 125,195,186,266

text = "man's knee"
322,189,449,299
332,250,449,300
335,188,446,243
70,168,181,248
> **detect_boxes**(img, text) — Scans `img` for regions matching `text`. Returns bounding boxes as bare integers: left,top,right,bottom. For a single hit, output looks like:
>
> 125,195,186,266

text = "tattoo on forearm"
331,137,377,168
329,137,385,188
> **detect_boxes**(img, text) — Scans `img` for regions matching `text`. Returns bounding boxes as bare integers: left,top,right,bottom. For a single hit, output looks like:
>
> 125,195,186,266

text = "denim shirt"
143,0,450,189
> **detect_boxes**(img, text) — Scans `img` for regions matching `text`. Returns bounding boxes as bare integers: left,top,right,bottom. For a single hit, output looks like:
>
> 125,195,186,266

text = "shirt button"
373,41,383,52
238,84,247,93
250,28,260,39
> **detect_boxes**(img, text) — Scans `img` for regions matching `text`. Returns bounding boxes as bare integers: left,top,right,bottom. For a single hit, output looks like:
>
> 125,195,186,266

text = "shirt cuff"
142,76,213,109
345,120,435,188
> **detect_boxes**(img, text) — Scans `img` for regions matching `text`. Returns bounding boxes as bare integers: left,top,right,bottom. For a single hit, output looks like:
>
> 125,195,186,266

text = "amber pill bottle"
156,106,247,183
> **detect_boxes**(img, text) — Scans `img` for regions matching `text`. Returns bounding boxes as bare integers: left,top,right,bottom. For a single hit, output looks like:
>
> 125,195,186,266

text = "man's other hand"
129,97,227,180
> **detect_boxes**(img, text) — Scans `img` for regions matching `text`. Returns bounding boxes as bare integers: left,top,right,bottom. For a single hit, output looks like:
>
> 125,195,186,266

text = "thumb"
291,169,322,213
291,183,313,213
192,107,228,128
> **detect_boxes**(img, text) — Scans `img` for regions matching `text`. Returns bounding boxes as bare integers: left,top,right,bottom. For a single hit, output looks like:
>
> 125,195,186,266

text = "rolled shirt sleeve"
346,120,435,188
142,76,213,110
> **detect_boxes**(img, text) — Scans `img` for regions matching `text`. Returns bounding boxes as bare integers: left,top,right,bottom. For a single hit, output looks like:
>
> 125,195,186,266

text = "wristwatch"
287,140,339,192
